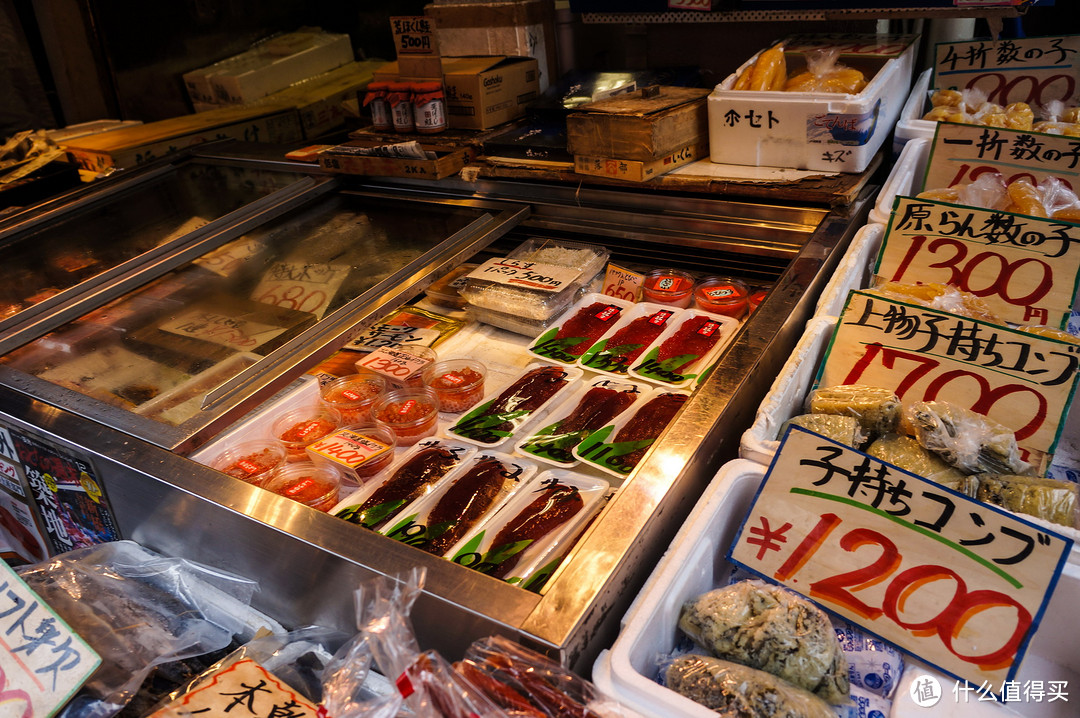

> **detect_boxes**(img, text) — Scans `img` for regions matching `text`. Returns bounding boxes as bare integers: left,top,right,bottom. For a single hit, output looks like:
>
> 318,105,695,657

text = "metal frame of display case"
0,153,871,671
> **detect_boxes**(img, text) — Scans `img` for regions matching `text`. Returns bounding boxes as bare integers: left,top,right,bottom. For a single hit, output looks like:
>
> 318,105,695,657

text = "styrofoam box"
814,223,884,320
593,458,1080,718
868,137,930,226
894,68,935,154
708,42,916,173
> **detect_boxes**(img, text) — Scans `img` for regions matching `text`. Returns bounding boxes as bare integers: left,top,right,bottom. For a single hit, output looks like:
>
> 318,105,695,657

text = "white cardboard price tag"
467,258,581,294
148,658,320,717
932,35,1080,106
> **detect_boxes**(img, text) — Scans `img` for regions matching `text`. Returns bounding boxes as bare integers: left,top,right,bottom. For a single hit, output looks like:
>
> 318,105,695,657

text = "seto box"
567,87,710,162
708,34,918,173
374,55,539,130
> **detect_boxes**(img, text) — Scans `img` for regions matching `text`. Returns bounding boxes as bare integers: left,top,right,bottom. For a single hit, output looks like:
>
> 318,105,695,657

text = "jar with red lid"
263,461,341,512
642,269,695,308
412,81,447,134
373,387,441,445
694,277,750,318
320,373,387,425
363,80,393,131
272,406,342,461
388,81,415,133
422,359,486,413
211,440,287,487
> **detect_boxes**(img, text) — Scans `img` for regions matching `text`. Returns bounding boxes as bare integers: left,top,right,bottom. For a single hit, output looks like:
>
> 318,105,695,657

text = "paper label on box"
921,122,1080,194
250,261,350,319
149,658,319,717
356,346,432,382
160,310,287,351
603,264,643,302
308,430,392,469
468,258,581,293
806,100,880,148
729,425,1072,698
932,35,1080,106
0,561,101,717
877,195,1080,328
819,291,1080,465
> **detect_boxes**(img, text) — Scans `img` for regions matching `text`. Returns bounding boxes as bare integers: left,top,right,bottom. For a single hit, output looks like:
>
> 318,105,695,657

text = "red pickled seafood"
219,448,281,483
270,472,338,512
453,365,569,442
654,315,725,373
613,392,688,468
338,446,459,529
600,311,672,367
428,366,485,412
424,457,510,556
484,483,584,579
454,661,547,718
526,387,636,463
551,302,623,355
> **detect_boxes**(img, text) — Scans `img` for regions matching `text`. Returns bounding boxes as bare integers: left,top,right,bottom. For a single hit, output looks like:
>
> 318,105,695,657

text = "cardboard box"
374,56,539,130
425,0,557,91
566,87,710,162
318,142,469,179
573,140,705,182
707,33,918,173
254,59,383,139
61,104,303,172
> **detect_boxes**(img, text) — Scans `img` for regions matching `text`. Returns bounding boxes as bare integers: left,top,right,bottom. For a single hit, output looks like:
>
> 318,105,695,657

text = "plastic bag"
783,48,867,94
804,384,901,438
16,540,262,718
900,401,1032,476
866,281,1003,325
974,473,1080,528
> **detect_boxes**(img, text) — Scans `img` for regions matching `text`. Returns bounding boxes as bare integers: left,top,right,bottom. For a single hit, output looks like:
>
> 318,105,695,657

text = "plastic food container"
693,276,750,318
210,440,287,486
263,461,341,512
424,263,478,309
373,387,441,445
422,359,487,413
748,288,767,313
355,343,437,388
320,373,387,425
306,424,397,484
641,269,695,308
271,406,342,461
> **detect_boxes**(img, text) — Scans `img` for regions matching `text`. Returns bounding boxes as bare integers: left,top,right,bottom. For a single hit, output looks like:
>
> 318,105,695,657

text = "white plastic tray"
869,137,930,226
593,458,1080,718
814,223,884,320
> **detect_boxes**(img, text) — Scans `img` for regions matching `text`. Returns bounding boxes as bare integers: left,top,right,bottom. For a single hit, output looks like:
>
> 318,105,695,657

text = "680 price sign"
730,427,1072,696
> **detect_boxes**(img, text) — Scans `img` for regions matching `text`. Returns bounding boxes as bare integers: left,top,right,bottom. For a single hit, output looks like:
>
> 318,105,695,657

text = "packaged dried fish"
806,384,900,437
865,433,970,486
974,473,1080,528
900,401,1032,476
678,580,850,704
663,654,834,718
779,414,866,448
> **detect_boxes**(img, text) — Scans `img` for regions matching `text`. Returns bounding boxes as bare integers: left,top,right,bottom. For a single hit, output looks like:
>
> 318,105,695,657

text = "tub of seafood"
813,223,883,320
868,137,929,226
593,458,1080,718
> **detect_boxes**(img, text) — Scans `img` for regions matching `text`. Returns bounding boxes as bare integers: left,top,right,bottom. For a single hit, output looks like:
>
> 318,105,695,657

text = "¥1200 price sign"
729,426,1073,696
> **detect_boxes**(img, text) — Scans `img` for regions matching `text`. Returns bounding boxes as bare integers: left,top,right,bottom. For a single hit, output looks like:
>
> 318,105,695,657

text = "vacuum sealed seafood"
630,311,737,387
576,389,689,476
579,304,682,377
527,293,632,364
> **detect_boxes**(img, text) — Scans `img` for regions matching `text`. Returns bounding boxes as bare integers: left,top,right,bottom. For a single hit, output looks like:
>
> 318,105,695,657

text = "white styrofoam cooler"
815,223,884,320
708,41,916,173
894,68,935,154
869,137,930,225
593,458,1080,718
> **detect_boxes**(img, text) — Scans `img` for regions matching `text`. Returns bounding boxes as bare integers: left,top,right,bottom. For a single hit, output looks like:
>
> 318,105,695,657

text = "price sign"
356,346,432,382
193,237,262,278
921,122,1080,194
307,430,392,469
876,195,1080,328
931,35,1080,106
160,310,287,351
391,15,438,56
251,262,349,319
468,258,581,294
0,561,101,717
729,426,1073,696
148,658,319,718
819,291,1080,469
603,264,643,302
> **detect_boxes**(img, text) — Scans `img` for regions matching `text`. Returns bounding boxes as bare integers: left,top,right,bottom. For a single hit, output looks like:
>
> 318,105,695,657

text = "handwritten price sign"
876,196,1080,328
192,237,262,278
921,123,1080,194
356,346,431,382
159,310,286,351
251,262,348,319
468,258,580,294
730,426,1073,696
932,36,1080,106
821,291,1080,469
602,264,643,302
148,658,319,718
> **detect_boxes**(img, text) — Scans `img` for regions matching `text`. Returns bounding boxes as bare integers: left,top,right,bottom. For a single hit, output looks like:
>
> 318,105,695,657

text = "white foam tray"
869,137,930,226
593,459,1080,718
814,223,884,320
894,68,935,154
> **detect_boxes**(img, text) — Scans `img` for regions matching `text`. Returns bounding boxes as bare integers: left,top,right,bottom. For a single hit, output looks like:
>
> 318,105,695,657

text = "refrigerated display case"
0,145,871,670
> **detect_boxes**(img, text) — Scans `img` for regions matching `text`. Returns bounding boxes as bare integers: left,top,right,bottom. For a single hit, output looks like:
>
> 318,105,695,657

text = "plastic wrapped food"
425,263,479,309
806,384,900,437
866,281,1003,325
599,391,688,471
519,384,638,464
410,456,517,556
779,414,866,448
580,307,677,375
974,473,1080,528
678,580,849,704
663,654,834,718
783,48,867,94
346,305,464,351
482,481,585,580
529,298,627,362
832,618,903,699
1015,325,1080,344
900,401,1032,476
866,433,970,486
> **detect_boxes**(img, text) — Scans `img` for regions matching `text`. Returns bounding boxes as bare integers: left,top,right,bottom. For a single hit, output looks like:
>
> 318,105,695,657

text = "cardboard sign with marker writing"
729,425,1073,697
931,35,1080,106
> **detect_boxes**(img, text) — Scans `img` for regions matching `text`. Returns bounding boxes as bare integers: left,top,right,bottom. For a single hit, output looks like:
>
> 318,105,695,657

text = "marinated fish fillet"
484,483,583,579
678,580,849,704
523,386,636,463
424,457,509,556
612,392,687,469
336,446,459,530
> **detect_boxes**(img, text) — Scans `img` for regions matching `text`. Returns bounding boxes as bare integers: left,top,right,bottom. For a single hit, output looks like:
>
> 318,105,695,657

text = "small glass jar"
263,461,341,512
373,387,441,445
320,373,388,425
694,276,750,318
272,406,342,461
642,269,695,308
211,440,287,487
306,424,397,484
412,81,447,134
363,80,393,131
422,359,486,413
355,343,437,388
388,81,415,133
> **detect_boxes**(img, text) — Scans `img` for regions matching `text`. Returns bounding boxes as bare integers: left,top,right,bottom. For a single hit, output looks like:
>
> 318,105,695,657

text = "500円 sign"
729,426,1073,696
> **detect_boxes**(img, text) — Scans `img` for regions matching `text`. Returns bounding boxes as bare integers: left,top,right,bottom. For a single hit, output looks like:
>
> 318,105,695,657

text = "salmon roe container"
263,461,341,512
642,269,695,308
272,406,342,461
748,288,768,313
373,387,441,445
211,440,287,487
306,424,397,484
320,373,387,425
694,276,750,318
422,359,486,413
